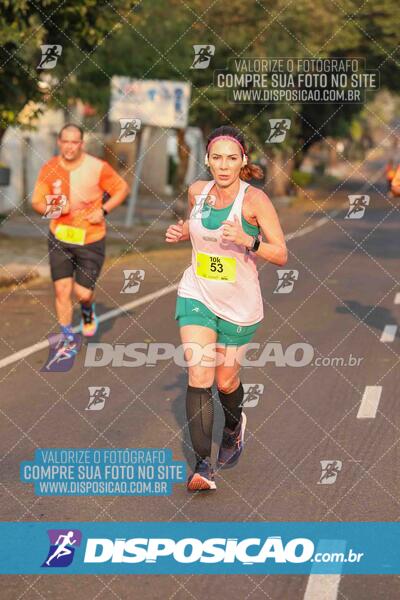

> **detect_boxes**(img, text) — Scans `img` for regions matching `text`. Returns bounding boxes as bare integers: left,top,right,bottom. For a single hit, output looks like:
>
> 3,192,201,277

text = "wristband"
250,235,261,252
247,235,260,253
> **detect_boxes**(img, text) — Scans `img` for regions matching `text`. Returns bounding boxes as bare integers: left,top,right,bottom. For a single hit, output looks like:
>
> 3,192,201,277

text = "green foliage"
349,119,363,142
0,0,139,130
1,0,400,165
61,0,400,157
291,170,313,187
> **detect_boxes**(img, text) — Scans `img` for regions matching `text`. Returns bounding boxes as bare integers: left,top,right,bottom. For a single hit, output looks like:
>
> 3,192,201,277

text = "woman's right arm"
180,183,198,240
165,182,199,243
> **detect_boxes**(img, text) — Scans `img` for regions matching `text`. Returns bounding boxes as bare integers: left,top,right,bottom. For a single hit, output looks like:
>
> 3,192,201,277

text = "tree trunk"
327,138,337,167
0,128,6,154
265,150,294,197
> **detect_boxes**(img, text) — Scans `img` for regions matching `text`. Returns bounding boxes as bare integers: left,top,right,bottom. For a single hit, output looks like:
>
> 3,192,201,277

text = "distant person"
386,159,397,195
32,124,129,345
390,162,400,196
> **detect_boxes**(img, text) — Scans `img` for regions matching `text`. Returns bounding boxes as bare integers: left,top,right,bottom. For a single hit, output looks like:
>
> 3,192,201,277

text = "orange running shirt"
32,153,127,244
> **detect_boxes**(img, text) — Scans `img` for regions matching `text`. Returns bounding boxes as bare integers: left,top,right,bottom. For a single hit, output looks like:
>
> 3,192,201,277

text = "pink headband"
207,135,246,156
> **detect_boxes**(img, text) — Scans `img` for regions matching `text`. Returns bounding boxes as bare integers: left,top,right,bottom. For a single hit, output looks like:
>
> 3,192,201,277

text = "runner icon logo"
41,333,82,372
43,195,67,219
318,460,343,485
240,383,264,408
86,386,110,411
117,119,142,143
266,119,291,143
42,529,82,568
191,45,215,69
274,269,299,294
37,45,62,70
192,194,216,220
121,270,145,294
345,195,370,219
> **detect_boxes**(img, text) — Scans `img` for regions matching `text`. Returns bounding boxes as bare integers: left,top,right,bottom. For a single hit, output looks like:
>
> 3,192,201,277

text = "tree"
0,0,141,144
5,0,400,196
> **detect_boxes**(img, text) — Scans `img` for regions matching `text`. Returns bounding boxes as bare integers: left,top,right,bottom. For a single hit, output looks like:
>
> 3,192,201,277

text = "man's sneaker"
217,412,247,469
80,305,98,337
187,458,216,491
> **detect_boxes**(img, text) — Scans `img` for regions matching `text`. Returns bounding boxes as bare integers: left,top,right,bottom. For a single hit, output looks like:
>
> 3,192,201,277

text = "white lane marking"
286,210,340,241
0,284,178,369
394,292,400,305
304,539,346,600
0,209,343,370
304,575,341,600
380,325,398,343
357,386,382,418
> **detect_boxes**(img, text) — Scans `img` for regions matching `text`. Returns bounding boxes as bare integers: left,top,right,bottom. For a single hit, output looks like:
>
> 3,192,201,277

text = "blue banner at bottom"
0,522,398,574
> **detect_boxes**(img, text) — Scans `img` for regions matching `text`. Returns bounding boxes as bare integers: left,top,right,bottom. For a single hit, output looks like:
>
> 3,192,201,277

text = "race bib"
196,252,236,282
54,224,86,246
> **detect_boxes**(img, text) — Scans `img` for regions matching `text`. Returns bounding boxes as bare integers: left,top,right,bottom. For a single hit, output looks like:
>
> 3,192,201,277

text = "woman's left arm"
221,190,288,265
245,191,288,265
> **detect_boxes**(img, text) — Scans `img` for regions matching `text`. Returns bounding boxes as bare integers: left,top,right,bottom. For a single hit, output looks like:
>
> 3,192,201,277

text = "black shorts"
48,231,105,290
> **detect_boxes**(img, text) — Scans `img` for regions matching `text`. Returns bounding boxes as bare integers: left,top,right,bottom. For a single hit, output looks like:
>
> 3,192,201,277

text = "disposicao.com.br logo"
33,528,365,574
84,536,314,564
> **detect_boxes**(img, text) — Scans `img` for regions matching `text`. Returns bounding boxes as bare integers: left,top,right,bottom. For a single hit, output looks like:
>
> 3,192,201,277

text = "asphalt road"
0,159,399,599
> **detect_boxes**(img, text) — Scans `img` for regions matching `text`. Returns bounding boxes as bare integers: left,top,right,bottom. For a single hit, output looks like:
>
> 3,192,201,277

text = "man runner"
32,123,129,342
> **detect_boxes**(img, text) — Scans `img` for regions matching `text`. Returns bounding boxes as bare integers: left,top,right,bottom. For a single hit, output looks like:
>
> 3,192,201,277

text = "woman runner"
165,125,287,491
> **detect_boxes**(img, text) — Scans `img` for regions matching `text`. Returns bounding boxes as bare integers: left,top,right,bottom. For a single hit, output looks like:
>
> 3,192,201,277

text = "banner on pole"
109,78,191,128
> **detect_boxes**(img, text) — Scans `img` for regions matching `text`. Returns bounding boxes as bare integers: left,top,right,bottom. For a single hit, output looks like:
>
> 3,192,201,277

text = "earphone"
204,154,248,167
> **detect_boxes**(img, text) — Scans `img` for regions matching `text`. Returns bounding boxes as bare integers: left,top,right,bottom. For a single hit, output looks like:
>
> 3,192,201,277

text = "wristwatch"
247,235,261,253
102,207,109,218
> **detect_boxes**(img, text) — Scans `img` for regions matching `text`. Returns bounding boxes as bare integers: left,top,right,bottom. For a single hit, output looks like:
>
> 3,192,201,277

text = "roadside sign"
109,78,191,128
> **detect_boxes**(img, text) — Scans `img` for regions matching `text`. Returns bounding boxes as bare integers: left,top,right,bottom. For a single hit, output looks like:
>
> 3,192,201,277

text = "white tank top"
178,179,264,326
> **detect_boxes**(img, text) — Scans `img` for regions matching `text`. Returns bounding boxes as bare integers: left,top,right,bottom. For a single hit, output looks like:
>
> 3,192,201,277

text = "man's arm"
86,162,129,224
31,178,51,216
100,162,129,214
31,168,69,217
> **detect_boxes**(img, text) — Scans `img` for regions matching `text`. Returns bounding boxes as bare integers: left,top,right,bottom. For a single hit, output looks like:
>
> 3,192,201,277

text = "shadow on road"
333,223,400,260
336,300,397,333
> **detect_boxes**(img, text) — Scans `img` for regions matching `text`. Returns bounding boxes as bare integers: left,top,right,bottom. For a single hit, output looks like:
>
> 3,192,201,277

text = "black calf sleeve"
218,381,244,430
186,385,214,461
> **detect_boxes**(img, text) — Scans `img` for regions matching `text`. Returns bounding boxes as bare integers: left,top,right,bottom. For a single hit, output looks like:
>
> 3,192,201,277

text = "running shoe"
217,412,247,469
80,304,98,337
187,458,216,491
